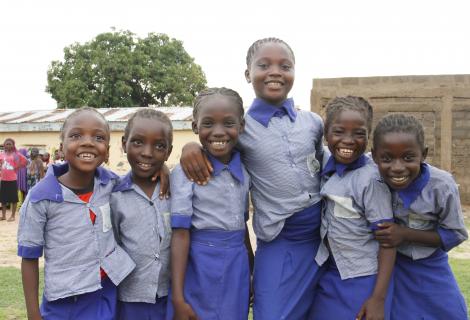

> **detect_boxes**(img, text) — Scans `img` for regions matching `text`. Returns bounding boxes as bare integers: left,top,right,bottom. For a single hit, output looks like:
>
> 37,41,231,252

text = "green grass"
0,262,468,319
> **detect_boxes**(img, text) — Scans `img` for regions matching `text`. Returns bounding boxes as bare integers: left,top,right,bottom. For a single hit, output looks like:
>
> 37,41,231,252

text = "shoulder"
426,164,458,191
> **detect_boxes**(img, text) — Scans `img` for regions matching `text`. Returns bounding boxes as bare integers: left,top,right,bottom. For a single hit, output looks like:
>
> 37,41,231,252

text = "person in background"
0,138,28,221
27,147,45,192
17,148,30,202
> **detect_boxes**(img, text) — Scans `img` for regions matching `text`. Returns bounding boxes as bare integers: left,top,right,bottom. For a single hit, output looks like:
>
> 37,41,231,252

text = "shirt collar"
29,163,116,203
112,171,134,192
397,163,430,209
321,154,368,178
207,151,244,184
247,98,297,127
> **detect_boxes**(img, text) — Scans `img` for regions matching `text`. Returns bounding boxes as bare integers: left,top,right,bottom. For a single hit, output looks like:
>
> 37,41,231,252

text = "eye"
380,155,392,163
224,120,237,127
155,143,167,151
281,64,292,71
354,130,367,138
95,135,106,142
69,133,81,140
200,121,213,128
131,139,143,146
257,63,268,69
403,154,415,162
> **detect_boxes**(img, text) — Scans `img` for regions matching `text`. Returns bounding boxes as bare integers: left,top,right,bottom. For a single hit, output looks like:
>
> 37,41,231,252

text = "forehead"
252,42,294,63
331,109,366,123
64,111,108,131
378,131,420,149
128,117,171,138
198,95,241,118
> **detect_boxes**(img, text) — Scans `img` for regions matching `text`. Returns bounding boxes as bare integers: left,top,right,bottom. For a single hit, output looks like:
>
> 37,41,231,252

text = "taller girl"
181,38,325,319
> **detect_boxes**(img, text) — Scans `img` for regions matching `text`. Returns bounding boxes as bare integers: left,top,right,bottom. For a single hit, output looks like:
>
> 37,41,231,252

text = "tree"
46,30,207,108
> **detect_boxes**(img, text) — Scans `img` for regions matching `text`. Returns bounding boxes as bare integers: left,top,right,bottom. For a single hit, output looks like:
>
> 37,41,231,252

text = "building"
311,74,470,204
0,107,198,175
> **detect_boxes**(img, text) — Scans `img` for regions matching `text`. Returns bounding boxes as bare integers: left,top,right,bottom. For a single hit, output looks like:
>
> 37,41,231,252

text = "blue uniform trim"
29,163,117,203
438,227,463,251
18,245,43,258
207,151,245,184
397,163,430,209
247,98,297,127
171,215,191,229
369,218,395,231
112,172,133,192
321,154,368,177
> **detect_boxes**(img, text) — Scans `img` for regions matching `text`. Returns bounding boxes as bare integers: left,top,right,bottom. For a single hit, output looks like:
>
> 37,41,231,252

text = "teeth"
338,148,354,158
267,82,282,89
138,163,152,169
391,176,408,183
210,141,227,150
78,153,95,159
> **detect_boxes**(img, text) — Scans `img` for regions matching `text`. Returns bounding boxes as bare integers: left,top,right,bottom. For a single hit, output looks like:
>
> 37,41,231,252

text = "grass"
0,261,468,319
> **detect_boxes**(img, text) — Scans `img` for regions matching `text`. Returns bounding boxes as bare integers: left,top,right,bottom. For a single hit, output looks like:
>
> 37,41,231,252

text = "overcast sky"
0,0,469,112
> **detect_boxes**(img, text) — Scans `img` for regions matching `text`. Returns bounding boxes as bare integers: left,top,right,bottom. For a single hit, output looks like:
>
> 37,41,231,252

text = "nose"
390,159,405,173
141,144,153,157
212,124,225,137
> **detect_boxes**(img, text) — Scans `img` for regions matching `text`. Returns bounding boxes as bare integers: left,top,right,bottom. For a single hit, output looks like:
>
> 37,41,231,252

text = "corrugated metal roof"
0,107,193,123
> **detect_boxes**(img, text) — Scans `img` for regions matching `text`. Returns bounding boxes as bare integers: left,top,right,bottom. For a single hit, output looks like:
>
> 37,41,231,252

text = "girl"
111,109,173,320
17,148,30,201
310,96,395,320
372,113,468,320
180,38,324,319
0,138,28,221
27,147,45,191
168,87,252,320
17,107,135,320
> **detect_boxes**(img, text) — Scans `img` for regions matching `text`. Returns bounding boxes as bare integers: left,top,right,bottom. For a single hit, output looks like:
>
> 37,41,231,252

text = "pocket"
408,214,432,230
328,194,361,219
100,203,112,232
307,153,320,177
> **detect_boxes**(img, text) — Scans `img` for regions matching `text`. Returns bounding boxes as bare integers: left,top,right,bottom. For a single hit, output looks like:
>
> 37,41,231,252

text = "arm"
38,160,45,179
171,229,198,320
21,258,42,320
375,222,441,248
356,247,396,320
151,164,170,199
180,142,212,185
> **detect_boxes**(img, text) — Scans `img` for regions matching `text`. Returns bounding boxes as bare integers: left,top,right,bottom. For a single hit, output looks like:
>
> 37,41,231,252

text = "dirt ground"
1,206,469,268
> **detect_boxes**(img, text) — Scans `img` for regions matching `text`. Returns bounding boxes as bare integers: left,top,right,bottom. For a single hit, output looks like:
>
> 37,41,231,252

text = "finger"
380,243,393,248
377,221,393,228
204,154,213,174
356,307,365,320
159,173,169,199
181,161,194,182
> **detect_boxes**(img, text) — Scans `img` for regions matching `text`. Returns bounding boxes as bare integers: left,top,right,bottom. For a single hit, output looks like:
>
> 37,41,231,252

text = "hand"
180,142,212,185
152,164,170,199
374,222,407,248
173,300,199,320
356,295,385,320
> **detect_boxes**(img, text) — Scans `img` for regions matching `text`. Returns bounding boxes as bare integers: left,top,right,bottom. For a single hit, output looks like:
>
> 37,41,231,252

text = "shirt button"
149,201,154,206
230,183,234,187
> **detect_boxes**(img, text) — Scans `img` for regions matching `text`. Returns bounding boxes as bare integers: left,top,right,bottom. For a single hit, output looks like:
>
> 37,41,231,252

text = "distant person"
41,151,51,167
373,113,468,319
111,109,173,320
27,147,45,191
52,149,65,165
17,107,135,320
0,138,27,221
17,148,30,200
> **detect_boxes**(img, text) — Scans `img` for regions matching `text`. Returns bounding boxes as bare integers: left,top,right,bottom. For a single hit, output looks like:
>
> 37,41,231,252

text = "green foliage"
450,258,470,315
47,30,207,108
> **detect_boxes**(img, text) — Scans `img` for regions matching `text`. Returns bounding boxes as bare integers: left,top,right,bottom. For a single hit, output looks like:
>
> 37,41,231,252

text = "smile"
265,81,283,89
389,176,409,185
77,153,96,160
137,162,153,169
210,141,228,150
337,148,354,158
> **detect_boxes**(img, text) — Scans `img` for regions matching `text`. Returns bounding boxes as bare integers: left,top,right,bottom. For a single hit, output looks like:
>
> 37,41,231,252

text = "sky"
0,0,469,112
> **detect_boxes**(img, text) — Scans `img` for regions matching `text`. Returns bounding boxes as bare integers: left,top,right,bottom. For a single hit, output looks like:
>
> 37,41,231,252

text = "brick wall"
311,75,470,204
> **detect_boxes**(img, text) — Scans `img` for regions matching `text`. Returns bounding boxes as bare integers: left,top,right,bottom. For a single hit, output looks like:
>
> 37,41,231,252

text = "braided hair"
124,108,173,144
373,113,425,151
193,87,244,121
324,96,374,134
246,37,295,67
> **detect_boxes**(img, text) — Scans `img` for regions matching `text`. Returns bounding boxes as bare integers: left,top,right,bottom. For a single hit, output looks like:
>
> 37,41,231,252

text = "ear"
192,121,198,134
422,146,428,161
121,136,127,153
371,148,378,163
239,118,246,134
165,144,173,161
244,69,251,83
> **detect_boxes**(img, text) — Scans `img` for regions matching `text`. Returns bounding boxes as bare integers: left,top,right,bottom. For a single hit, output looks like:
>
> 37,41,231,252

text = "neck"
58,167,95,190
132,172,157,198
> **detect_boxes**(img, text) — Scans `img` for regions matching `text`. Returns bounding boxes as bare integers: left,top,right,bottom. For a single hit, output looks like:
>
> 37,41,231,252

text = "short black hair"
124,108,173,145
324,96,374,134
246,37,295,67
193,87,244,121
373,113,425,151
60,107,110,141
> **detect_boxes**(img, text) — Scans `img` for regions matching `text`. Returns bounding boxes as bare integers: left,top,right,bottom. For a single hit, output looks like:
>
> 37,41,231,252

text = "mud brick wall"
311,75,470,204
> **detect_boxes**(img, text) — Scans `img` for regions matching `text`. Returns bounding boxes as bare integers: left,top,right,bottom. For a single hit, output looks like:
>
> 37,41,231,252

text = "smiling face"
123,118,172,184
326,109,368,164
372,131,427,190
245,42,295,106
60,111,109,175
193,95,244,164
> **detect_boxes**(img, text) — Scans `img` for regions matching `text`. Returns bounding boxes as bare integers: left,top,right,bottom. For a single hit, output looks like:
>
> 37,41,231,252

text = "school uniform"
310,155,394,320
110,173,171,320
167,151,250,320
17,163,135,320
239,98,324,319
390,163,468,320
